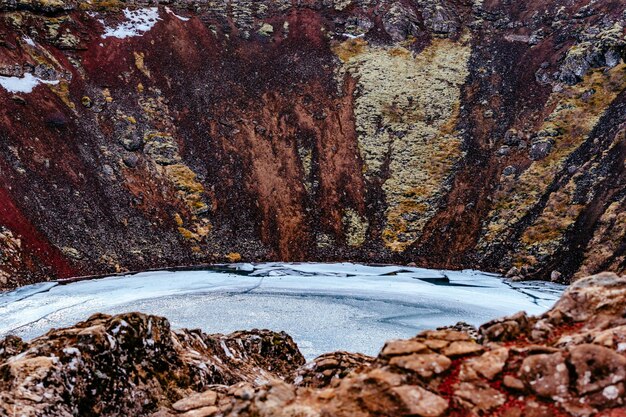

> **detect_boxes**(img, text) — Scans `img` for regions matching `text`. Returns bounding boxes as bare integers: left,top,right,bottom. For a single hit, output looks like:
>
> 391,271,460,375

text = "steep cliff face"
0,0,624,288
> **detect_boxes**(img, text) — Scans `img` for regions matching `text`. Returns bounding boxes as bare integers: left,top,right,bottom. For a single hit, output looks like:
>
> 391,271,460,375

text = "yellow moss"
81,96,92,107
165,164,205,194
195,222,212,238
480,63,626,253
177,221,212,242
102,88,113,103
297,144,313,193
336,36,471,251
133,51,151,78
49,81,75,110
331,38,368,62
226,252,242,262
342,208,369,247
388,47,411,58
178,227,197,240
79,0,123,10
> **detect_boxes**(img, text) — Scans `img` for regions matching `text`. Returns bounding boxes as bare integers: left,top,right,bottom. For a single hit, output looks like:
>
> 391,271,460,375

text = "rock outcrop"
1,272,626,416
0,0,625,288
0,312,304,416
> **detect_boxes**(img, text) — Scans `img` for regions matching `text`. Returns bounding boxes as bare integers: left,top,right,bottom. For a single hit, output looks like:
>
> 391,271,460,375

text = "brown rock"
0,313,304,417
503,375,525,390
442,341,484,357
480,312,531,342
381,340,429,357
454,381,506,412
180,406,219,417
548,273,626,323
568,344,626,395
420,330,471,341
364,368,405,387
520,352,569,398
389,353,452,378
392,385,448,417
584,382,625,408
172,391,218,412
294,351,374,388
423,339,449,351
466,347,509,380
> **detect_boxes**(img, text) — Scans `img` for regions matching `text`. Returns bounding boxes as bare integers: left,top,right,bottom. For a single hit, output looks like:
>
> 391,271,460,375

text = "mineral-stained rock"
1,0,625,289
0,312,304,417
382,2,421,42
519,352,570,398
529,140,553,161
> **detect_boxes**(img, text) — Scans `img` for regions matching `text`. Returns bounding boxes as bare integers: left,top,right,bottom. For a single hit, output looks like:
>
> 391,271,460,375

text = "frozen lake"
0,263,565,359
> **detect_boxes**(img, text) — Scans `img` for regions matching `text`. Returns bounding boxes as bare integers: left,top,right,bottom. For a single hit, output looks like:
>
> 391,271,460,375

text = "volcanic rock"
0,0,625,289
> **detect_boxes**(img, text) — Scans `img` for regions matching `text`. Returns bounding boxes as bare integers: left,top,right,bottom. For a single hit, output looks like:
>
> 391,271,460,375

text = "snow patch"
0,73,59,94
62,347,80,356
220,341,234,359
342,33,364,39
23,36,36,47
101,8,161,39
603,385,619,400
164,6,190,22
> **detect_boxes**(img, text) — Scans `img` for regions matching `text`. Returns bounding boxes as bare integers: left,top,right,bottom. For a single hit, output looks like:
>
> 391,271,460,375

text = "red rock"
568,344,626,395
392,385,449,417
520,352,570,398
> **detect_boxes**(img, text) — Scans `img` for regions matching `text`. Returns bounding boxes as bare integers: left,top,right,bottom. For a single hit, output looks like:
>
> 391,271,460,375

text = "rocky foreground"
1,272,626,417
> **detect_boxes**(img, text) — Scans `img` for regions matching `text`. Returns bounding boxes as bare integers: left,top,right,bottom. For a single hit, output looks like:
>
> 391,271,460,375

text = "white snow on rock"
0,73,59,94
341,33,365,39
164,6,190,22
101,7,161,39
0,263,565,359
22,36,36,47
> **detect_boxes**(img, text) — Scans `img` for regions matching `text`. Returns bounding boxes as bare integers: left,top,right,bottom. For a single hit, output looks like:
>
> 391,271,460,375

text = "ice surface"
0,73,59,93
0,263,565,359
101,8,161,39
0,282,57,307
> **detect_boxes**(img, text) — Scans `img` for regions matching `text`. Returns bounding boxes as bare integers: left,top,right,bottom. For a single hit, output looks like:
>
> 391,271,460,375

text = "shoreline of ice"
0,263,565,359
